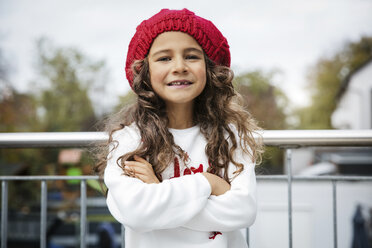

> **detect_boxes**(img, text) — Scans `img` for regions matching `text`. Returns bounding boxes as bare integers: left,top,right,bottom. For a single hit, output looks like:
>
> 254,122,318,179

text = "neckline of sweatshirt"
168,125,199,135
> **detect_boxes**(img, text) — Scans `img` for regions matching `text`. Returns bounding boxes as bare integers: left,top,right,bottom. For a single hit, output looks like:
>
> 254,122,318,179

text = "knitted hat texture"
125,8,230,87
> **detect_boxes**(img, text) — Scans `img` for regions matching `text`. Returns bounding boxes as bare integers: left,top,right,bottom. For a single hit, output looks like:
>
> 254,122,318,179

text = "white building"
332,59,372,129
251,59,372,247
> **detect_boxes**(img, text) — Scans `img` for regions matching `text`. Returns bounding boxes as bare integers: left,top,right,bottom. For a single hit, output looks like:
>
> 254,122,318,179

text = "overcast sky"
1,0,372,109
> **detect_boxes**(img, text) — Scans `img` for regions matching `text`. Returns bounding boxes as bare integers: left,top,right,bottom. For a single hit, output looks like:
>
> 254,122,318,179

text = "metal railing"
1,130,372,248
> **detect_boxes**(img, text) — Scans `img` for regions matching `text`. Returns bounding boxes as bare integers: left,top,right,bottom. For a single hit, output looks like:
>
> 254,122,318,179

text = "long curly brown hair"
94,56,263,186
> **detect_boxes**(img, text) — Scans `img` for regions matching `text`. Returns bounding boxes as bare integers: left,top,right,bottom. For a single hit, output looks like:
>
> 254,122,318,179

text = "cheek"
194,60,207,80
149,64,166,86
196,66,207,87
149,67,166,97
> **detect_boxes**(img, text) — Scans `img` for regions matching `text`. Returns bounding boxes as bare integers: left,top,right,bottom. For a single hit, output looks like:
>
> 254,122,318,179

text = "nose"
172,56,188,74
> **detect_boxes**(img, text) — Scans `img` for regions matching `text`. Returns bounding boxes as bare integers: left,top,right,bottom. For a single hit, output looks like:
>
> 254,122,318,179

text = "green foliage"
115,90,136,111
0,58,44,186
0,87,45,208
234,70,289,173
35,38,106,131
30,39,109,198
0,88,40,132
0,39,110,209
234,70,288,130
296,36,372,129
0,47,9,83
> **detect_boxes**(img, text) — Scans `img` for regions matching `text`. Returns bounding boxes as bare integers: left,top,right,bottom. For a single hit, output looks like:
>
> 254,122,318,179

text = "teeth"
169,81,191,85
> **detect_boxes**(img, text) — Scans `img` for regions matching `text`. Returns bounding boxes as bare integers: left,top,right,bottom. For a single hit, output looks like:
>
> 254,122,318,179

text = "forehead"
149,31,203,55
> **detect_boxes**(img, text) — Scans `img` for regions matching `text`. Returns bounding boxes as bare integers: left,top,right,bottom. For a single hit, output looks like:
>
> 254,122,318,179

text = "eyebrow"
151,47,204,57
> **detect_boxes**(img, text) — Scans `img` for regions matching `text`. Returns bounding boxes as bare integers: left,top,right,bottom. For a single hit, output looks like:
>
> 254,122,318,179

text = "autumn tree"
33,38,109,167
0,87,39,132
296,36,372,129
234,70,288,130
0,48,42,208
34,38,108,132
115,90,136,112
234,70,288,173
1,46,39,132
0,46,9,85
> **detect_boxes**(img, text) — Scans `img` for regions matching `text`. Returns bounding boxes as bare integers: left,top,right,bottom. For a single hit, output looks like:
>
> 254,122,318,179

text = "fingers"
124,162,148,175
124,156,153,176
123,156,159,184
124,164,159,184
133,155,152,168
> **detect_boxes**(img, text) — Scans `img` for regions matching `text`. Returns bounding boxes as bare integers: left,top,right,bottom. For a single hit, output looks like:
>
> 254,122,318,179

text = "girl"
95,8,263,248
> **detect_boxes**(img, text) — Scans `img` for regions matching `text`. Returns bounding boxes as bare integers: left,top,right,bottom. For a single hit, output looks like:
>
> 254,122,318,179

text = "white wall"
250,181,372,248
287,148,314,175
332,62,372,129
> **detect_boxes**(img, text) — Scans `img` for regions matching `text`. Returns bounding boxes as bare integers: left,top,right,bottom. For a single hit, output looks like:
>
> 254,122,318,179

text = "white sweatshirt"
104,123,257,248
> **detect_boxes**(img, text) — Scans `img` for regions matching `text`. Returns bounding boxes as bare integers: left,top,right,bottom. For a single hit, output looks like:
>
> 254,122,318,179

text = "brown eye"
185,55,200,60
157,57,171,62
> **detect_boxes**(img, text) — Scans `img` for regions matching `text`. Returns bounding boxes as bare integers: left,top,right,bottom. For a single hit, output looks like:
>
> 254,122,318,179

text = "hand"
124,155,160,184
202,172,231,196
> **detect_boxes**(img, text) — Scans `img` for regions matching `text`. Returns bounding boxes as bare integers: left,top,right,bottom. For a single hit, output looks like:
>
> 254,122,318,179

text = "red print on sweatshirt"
170,157,204,178
209,232,222,240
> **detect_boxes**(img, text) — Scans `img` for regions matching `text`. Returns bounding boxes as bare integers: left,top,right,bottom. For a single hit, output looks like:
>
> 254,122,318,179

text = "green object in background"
66,167,82,184
87,179,107,194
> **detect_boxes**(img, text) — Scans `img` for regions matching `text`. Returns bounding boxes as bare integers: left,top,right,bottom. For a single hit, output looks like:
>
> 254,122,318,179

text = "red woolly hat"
125,8,231,88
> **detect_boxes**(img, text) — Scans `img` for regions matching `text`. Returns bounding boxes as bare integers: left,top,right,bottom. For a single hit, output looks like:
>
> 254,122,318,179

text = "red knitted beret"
125,8,231,87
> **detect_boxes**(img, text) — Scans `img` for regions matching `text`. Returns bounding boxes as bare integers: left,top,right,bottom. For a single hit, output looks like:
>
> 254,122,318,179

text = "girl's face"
148,31,206,109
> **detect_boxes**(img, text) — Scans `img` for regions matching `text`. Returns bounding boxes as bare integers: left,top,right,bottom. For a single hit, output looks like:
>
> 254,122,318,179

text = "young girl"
95,8,263,248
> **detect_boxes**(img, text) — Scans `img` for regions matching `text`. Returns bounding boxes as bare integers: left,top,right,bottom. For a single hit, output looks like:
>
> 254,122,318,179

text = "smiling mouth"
167,80,192,86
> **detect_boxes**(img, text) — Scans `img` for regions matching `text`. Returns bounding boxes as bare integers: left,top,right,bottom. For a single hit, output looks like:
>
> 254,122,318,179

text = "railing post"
1,181,8,248
121,224,125,248
286,149,293,248
40,180,47,248
80,180,87,248
246,227,250,247
332,180,338,248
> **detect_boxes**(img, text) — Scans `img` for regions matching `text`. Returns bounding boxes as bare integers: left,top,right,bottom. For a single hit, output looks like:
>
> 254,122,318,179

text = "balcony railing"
1,130,372,248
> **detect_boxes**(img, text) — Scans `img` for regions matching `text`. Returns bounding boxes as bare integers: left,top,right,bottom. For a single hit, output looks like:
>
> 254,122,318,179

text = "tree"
234,70,288,130
115,90,136,112
0,88,39,132
29,39,110,201
0,47,9,85
234,70,289,173
0,48,42,209
296,36,372,129
34,38,108,132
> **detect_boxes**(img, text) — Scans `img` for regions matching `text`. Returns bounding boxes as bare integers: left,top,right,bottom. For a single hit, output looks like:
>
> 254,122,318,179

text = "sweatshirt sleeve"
104,126,212,233
183,136,257,232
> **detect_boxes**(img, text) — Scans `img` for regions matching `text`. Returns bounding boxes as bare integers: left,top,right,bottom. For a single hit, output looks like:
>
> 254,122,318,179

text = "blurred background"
1,0,372,247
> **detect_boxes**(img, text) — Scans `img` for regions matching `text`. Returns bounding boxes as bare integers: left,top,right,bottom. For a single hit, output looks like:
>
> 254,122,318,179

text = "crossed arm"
105,128,256,233
124,155,231,196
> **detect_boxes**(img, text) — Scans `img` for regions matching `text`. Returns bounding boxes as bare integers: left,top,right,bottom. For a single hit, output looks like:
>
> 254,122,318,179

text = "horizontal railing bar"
262,130,372,147
0,130,372,148
0,132,107,148
257,175,372,181
0,175,371,181
0,176,99,180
